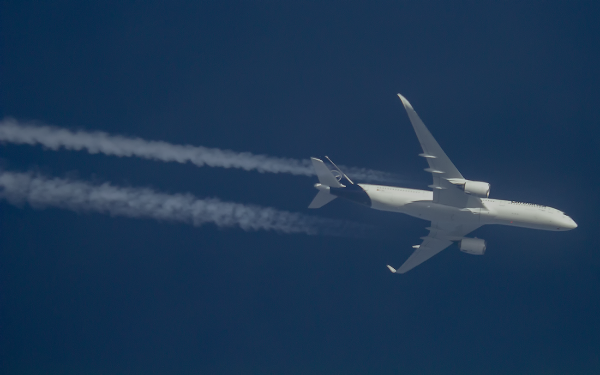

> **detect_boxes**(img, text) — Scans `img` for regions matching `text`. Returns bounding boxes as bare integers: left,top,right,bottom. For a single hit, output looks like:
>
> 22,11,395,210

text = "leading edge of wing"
390,238,453,274
387,222,481,274
397,94,463,180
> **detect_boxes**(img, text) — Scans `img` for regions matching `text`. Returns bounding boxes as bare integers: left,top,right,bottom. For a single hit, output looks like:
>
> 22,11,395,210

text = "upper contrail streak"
0,170,368,237
0,119,398,183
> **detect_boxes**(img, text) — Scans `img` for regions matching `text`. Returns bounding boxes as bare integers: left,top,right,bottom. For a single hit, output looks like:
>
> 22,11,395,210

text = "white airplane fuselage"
357,183,577,232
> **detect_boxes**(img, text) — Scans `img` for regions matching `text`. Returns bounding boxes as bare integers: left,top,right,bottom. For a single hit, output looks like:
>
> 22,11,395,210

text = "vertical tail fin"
308,157,369,208
311,157,344,188
324,156,354,185
308,157,342,209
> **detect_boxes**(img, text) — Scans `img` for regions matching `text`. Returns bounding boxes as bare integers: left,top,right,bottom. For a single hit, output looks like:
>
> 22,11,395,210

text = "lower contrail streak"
0,119,398,183
0,170,367,237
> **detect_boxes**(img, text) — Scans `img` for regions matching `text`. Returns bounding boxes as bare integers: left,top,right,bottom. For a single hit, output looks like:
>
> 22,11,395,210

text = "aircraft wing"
397,94,483,208
387,222,481,274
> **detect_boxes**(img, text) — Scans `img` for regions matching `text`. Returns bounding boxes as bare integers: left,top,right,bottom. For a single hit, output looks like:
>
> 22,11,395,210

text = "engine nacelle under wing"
452,180,490,198
446,179,490,198
460,237,486,255
464,180,490,198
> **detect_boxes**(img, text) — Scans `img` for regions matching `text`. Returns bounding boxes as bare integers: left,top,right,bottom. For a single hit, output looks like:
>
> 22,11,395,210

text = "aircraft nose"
563,216,577,230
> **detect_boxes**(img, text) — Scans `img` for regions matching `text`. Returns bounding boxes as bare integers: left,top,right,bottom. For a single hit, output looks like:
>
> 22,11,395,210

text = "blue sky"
2,1,599,374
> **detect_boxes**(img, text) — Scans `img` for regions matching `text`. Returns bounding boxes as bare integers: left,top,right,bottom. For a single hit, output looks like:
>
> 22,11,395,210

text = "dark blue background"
2,2,599,374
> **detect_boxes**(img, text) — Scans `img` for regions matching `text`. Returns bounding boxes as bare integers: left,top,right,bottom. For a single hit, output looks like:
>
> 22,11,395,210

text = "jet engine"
460,180,490,198
459,238,486,255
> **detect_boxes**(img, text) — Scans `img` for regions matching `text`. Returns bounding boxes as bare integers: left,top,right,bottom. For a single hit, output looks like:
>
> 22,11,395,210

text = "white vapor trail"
0,119,398,183
0,170,367,237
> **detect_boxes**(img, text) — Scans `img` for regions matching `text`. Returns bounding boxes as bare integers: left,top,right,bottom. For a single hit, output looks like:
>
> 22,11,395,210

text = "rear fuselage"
330,183,577,232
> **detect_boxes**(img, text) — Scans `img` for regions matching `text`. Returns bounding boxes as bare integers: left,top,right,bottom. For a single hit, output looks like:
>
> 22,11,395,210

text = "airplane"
308,94,577,274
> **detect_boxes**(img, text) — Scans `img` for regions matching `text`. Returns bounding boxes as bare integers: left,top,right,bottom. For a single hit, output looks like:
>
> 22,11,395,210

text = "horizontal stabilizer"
308,191,337,209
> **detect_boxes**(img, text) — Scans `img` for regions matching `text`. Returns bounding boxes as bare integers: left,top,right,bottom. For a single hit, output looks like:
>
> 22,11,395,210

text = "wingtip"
386,265,397,273
396,93,413,110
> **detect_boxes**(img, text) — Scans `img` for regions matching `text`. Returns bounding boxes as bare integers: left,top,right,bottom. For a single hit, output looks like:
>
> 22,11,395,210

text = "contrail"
0,170,368,237
0,119,399,183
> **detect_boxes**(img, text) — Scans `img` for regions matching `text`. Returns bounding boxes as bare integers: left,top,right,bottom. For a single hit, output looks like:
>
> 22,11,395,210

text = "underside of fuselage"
329,183,576,232
329,184,371,207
